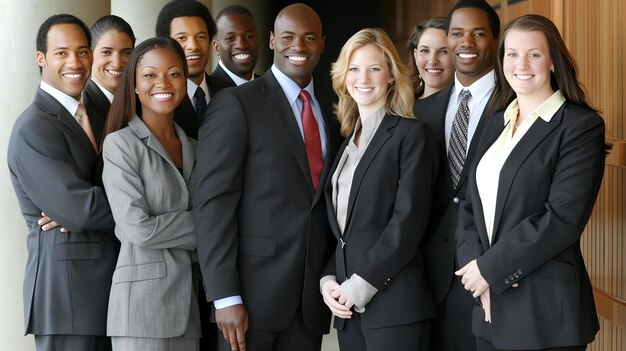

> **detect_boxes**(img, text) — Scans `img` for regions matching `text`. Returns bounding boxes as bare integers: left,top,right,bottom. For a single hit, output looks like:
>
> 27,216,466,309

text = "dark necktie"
194,87,206,122
448,89,471,189
299,90,323,191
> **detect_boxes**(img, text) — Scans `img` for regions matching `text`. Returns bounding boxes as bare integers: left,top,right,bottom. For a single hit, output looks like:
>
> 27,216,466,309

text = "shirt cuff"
340,273,378,313
319,275,336,293
213,295,243,309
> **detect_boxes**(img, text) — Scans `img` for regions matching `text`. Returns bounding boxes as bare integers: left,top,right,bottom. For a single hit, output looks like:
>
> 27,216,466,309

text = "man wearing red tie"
193,3,340,351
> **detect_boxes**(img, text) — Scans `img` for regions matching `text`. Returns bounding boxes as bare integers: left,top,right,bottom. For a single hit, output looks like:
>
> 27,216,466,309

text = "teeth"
187,55,201,60
106,69,122,76
288,56,307,62
426,68,443,73
152,93,173,99
516,74,533,80
355,87,372,93
458,53,478,59
234,54,251,60
63,73,82,79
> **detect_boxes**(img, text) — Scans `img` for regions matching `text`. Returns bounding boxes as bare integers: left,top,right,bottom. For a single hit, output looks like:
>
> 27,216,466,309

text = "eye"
101,50,112,56
143,73,155,78
529,53,541,59
305,36,316,42
439,49,448,55
198,34,208,41
123,49,132,57
245,34,256,40
419,48,430,54
176,36,186,42
450,31,462,38
506,52,517,58
78,49,90,56
474,31,486,38
224,36,235,42
348,67,358,72
370,67,380,72
55,51,67,57
282,36,293,41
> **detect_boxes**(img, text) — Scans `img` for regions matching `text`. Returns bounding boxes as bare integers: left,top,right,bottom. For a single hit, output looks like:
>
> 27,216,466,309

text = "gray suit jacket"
102,116,201,338
7,87,118,336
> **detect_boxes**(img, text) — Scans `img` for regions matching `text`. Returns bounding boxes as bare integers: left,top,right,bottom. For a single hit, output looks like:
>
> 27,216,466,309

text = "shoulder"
103,125,136,150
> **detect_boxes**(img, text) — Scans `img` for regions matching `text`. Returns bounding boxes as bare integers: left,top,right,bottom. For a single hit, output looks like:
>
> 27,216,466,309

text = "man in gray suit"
7,14,118,351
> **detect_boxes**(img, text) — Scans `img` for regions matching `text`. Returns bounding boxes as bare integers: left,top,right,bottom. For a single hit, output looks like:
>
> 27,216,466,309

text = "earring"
135,88,138,94
550,64,555,72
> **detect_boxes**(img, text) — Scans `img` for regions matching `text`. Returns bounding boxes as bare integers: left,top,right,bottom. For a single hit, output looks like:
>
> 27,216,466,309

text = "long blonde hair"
331,28,415,137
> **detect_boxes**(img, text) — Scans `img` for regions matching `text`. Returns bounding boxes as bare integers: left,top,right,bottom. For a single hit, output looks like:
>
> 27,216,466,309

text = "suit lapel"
36,89,98,157
325,139,349,239
490,110,562,242
344,115,398,234
263,73,315,194
469,112,505,251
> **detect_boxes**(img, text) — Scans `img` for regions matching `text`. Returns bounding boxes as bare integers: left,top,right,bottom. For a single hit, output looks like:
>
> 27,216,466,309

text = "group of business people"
7,0,606,350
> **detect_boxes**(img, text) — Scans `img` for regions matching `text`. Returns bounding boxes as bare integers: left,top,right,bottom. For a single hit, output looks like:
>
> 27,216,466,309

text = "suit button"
453,197,460,204
504,279,510,285
508,275,514,281
517,269,523,275
514,273,519,279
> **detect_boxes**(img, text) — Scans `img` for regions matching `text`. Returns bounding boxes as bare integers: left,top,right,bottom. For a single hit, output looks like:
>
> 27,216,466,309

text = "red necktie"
299,90,323,191
76,103,97,151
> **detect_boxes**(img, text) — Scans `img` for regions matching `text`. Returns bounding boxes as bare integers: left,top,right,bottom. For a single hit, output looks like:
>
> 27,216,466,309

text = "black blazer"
414,85,493,303
7,88,119,335
456,102,603,349
325,114,438,330
211,64,261,88
174,73,231,139
82,79,110,145
193,70,340,334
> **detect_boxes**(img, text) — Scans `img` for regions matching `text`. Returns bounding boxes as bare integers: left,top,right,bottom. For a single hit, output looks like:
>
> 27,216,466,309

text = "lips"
287,55,308,62
425,68,444,74
458,53,478,59
62,72,85,82
233,53,251,61
515,74,533,80
186,54,202,61
355,87,373,93
105,68,123,78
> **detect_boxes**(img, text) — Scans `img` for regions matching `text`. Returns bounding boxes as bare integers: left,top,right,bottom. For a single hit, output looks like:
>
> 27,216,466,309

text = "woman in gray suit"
101,37,200,350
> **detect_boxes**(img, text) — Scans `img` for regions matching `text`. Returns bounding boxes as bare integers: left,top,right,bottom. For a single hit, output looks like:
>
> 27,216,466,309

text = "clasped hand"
321,279,353,319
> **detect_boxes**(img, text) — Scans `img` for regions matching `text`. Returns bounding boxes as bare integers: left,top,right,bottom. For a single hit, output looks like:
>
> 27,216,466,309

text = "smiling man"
194,3,339,351
212,5,259,86
7,14,119,351
156,0,229,138
412,0,500,350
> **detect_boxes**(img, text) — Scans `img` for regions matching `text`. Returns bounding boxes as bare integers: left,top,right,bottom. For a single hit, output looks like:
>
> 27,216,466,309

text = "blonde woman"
320,28,438,350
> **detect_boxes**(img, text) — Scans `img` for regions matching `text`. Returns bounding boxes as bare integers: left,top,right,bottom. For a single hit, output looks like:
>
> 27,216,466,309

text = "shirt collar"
219,60,254,86
187,75,208,101
453,69,495,103
359,106,386,136
91,77,114,103
271,64,315,105
40,80,81,117
503,90,565,125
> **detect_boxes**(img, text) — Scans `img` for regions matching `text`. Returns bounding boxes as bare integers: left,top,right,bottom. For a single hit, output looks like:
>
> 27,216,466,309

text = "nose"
291,36,305,50
234,35,248,49
186,36,199,50
427,51,439,65
67,51,82,67
110,52,122,68
460,33,475,48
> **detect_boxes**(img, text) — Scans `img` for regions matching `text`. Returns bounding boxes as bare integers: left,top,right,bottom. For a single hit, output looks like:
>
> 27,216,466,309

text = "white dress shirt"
218,60,254,86
91,77,114,103
187,76,210,110
40,81,80,123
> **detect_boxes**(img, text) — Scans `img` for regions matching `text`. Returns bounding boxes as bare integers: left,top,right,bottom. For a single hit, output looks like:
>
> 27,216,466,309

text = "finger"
60,227,68,233
455,267,465,276
344,300,354,309
236,328,246,351
228,331,239,351
324,295,350,311
512,283,519,288
330,288,341,299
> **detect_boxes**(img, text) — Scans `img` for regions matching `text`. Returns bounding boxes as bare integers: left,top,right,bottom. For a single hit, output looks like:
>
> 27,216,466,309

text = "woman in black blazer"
455,15,604,351
320,28,438,350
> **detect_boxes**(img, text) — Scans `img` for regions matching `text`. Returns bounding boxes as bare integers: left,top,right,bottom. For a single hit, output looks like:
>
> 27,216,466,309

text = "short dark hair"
215,4,254,22
155,0,217,40
36,14,91,74
406,17,447,98
37,14,91,54
446,0,500,38
103,36,188,145
91,15,136,49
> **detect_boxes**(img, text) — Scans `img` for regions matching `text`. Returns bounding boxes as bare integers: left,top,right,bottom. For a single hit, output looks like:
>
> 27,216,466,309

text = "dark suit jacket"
413,85,493,304
174,72,231,139
7,88,119,336
325,114,437,330
210,64,260,88
83,79,110,143
456,103,603,349
193,70,340,334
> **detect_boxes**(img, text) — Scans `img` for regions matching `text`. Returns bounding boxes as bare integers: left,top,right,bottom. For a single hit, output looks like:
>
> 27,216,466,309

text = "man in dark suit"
7,14,118,351
156,0,230,138
211,5,260,86
413,0,501,350
194,3,339,351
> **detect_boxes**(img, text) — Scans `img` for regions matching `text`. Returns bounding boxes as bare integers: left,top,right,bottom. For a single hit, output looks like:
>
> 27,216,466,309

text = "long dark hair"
406,17,447,98
101,36,188,145
489,14,597,113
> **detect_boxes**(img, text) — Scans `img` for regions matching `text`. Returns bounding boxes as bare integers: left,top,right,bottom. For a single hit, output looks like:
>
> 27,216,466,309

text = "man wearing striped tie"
412,0,501,350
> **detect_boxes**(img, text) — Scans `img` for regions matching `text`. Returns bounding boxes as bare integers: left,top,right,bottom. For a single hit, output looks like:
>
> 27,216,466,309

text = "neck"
358,103,384,121
420,86,438,99
516,89,555,123
190,73,204,86
141,111,176,140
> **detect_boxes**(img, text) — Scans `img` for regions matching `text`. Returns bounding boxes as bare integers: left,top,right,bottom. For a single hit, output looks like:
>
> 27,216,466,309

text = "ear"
212,39,220,56
269,31,275,50
36,51,46,69
413,48,418,64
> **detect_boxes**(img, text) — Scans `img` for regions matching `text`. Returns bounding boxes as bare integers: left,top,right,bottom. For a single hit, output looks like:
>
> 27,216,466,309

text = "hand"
38,212,67,232
336,289,355,310
480,289,491,323
216,304,248,351
321,279,352,319
455,259,489,298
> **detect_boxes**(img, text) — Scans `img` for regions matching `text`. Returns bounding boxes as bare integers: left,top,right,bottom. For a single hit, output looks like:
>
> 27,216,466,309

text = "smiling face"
37,23,92,100
447,7,497,86
213,13,258,80
503,29,554,101
345,44,393,117
135,48,186,119
92,30,133,93
170,16,210,85
270,5,324,88
414,28,453,95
